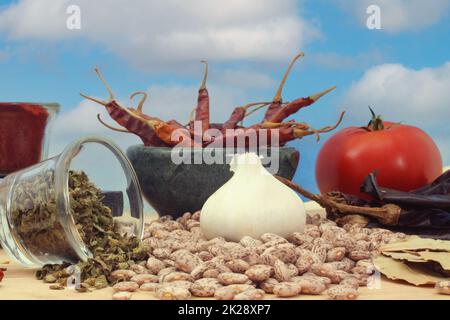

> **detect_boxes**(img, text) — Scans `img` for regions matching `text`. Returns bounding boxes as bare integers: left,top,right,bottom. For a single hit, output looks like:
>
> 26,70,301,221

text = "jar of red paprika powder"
0,102,59,177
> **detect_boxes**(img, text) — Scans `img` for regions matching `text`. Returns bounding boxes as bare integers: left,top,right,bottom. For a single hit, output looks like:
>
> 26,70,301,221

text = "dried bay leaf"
382,251,424,263
381,251,450,276
373,255,449,286
381,236,450,253
417,251,450,271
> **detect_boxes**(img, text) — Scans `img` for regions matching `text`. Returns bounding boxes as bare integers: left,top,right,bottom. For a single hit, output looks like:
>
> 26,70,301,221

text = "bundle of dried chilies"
81,53,342,148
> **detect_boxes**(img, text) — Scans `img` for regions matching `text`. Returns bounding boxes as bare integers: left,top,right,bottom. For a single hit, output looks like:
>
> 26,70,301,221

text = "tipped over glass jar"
0,136,143,267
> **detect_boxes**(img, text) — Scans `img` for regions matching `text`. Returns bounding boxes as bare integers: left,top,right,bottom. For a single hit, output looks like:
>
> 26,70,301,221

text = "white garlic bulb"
200,153,306,241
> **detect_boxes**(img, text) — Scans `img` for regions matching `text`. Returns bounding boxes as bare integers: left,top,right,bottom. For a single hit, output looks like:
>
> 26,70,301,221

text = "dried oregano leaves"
11,170,78,262
35,171,149,290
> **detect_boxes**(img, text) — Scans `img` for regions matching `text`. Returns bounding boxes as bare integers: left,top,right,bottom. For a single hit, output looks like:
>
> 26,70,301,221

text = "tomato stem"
368,106,385,131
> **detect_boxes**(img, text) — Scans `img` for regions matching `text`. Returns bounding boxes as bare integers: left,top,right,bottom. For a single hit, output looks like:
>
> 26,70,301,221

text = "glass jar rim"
54,136,144,262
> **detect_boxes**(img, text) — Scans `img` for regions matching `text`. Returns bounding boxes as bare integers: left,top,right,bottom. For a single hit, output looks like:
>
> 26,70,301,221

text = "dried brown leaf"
382,251,424,263
417,251,450,271
373,255,449,286
380,236,450,253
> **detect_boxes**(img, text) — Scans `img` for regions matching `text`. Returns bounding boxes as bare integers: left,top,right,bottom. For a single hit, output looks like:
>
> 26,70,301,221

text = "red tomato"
316,121,442,198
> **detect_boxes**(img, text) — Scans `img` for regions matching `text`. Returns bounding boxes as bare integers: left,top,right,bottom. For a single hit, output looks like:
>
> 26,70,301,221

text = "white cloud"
336,0,450,32
345,63,450,123
344,62,450,163
0,0,319,71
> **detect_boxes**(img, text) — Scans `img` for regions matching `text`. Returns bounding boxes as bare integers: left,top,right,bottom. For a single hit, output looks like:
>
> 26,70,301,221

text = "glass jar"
0,136,143,267
0,102,59,177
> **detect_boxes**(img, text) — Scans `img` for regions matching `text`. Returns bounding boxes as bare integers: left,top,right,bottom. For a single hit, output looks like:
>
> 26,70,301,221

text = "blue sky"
0,0,449,197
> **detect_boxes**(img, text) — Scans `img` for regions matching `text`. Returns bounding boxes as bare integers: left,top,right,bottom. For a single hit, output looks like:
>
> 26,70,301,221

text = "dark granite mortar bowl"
126,146,300,218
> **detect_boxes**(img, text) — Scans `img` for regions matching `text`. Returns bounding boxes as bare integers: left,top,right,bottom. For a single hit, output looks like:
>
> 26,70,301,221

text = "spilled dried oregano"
34,171,149,291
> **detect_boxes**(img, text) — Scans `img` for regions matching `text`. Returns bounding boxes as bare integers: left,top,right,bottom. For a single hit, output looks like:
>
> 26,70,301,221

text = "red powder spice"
0,103,50,176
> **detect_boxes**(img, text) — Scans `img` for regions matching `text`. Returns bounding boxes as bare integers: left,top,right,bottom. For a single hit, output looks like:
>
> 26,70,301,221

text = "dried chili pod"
96,113,166,147
207,112,344,148
223,102,270,130
362,172,450,209
81,69,167,147
191,61,210,137
331,175,450,228
322,172,450,238
265,86,336,123
415,171,450,196
263,52,304,121
82,69,200,147
260,52,335,124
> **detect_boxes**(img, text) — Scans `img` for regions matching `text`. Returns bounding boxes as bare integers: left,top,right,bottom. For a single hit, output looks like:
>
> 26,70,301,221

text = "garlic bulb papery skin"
200,153,306,242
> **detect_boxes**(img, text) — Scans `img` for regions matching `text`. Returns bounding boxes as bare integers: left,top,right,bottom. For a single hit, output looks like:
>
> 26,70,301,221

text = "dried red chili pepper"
102,106,198,147
81,68,198,147
222,102,270,130
208,112,344,148
96,113,165,147
208,126,309,148
0,268,4,282
81,60,340,150
191,61,210,136
99,110,198,147
263,52,304,122
265,85,336,123
209,123,224,131
259,52,335,123
148,118,199,147
95,91,167,147
262,111,345,143
165,119,185,129
81,69,165,145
